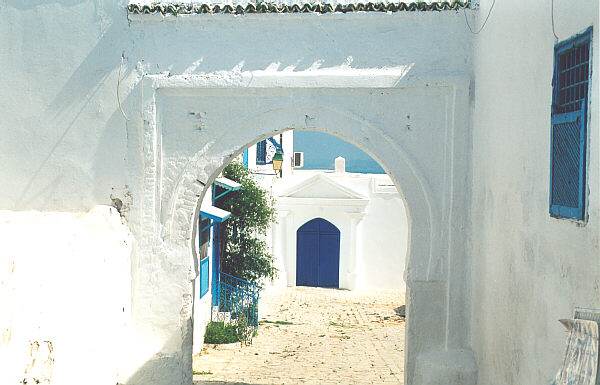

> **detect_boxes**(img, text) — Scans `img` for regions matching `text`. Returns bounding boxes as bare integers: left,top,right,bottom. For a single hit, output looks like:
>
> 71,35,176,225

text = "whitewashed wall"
360,175,409,291
0,206,132,385
0,2,474,384
192,278,212,355
270,170,408,291
471,0,599,383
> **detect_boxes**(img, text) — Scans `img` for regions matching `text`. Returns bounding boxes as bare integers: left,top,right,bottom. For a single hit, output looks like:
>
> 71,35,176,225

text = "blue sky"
293,131,385,174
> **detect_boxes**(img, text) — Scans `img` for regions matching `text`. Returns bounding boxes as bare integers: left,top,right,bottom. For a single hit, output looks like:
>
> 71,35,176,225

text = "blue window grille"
550,28,592,220
199,217,210,298
256,140,267,165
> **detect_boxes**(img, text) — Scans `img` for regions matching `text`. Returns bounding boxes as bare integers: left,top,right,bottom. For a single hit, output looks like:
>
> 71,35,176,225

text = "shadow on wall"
128,11,468,77
15,13,133,209
93,63,136,208
123,324,192,385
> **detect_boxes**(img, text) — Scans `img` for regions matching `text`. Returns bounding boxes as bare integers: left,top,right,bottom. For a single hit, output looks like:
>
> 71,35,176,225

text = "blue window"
256,137,283,165
550,28,592,220
200,257,209,297
199,217,210,297
256,140,267,165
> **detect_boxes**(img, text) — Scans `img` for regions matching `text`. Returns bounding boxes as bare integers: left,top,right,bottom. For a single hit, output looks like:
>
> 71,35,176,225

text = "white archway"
130,71,475,384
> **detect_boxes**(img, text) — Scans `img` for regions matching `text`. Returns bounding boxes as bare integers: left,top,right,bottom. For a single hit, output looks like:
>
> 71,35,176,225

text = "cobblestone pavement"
193,286,405,385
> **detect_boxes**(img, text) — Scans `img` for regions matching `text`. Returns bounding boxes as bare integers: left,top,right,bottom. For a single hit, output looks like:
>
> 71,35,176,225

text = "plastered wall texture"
471,1,599,384
0,1,481,384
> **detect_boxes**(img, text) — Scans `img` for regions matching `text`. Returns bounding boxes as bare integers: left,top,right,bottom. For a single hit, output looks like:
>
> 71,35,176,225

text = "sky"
293,130,385,174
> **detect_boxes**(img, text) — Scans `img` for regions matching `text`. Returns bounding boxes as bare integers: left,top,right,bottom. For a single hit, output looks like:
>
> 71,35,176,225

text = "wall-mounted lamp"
272,149,283,177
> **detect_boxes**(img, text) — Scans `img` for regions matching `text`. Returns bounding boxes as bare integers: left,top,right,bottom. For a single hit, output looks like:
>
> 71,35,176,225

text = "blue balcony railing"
213,272,261,331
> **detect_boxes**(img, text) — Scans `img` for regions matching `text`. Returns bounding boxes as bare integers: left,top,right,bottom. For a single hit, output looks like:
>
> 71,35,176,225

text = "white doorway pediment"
276,174,368,210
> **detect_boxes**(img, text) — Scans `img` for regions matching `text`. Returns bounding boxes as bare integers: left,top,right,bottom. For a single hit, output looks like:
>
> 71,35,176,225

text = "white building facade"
269,165,408,292
243,133,409,292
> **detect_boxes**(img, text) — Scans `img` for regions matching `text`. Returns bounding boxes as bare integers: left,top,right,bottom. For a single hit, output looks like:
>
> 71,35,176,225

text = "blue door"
296,218,340,288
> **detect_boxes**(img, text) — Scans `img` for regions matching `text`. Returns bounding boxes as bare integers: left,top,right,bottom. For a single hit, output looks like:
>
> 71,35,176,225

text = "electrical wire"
551,0,559,41
117,54,130,122
464,0,496,35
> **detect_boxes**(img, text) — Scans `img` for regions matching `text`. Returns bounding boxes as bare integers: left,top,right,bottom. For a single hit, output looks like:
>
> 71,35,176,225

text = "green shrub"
216,161,277,283
234,313,252,346
204,322,240,344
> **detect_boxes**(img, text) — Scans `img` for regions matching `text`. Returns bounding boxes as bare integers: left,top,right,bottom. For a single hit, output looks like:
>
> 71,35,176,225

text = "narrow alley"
193,287,405,385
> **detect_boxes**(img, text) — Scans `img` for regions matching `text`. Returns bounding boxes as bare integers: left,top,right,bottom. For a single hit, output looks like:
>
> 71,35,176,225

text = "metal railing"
213,272,261,329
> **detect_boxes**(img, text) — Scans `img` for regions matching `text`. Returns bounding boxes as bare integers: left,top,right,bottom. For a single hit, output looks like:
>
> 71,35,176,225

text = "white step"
212,307,232,324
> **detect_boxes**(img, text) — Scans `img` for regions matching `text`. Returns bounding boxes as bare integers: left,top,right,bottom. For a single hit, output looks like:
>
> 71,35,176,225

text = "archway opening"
191,128,410,384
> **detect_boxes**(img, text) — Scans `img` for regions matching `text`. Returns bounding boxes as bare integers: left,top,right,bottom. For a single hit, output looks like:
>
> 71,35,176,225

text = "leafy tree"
215,161,277,284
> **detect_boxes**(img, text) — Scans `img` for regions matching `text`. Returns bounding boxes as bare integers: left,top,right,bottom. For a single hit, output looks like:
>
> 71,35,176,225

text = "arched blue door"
296,218,340,288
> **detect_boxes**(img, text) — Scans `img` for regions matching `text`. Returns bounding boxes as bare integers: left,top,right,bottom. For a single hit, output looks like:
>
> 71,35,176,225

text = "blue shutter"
550,105,586,220
243,149,248,168
256,140,267,164
200,257,209,298
199,217,210,298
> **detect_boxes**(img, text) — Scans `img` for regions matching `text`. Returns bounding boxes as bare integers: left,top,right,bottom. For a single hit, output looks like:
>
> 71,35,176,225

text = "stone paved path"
193,286,405,385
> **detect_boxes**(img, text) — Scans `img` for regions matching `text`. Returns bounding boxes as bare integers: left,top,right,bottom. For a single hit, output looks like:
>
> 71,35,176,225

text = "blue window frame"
256,140,267,165
199,217,210,298
550,27,592,220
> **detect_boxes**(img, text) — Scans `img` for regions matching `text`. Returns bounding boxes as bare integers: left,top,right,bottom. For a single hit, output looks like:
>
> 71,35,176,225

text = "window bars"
549,27,592,221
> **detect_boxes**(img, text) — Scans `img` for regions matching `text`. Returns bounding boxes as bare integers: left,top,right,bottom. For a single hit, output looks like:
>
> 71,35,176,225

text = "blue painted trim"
212,222,220,305
214,190,232,200
213,178,241,201
210,184,222,306
243,149,248,168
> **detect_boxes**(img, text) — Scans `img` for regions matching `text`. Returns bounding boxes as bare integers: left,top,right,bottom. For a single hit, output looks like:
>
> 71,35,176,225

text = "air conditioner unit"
292,152,304,168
